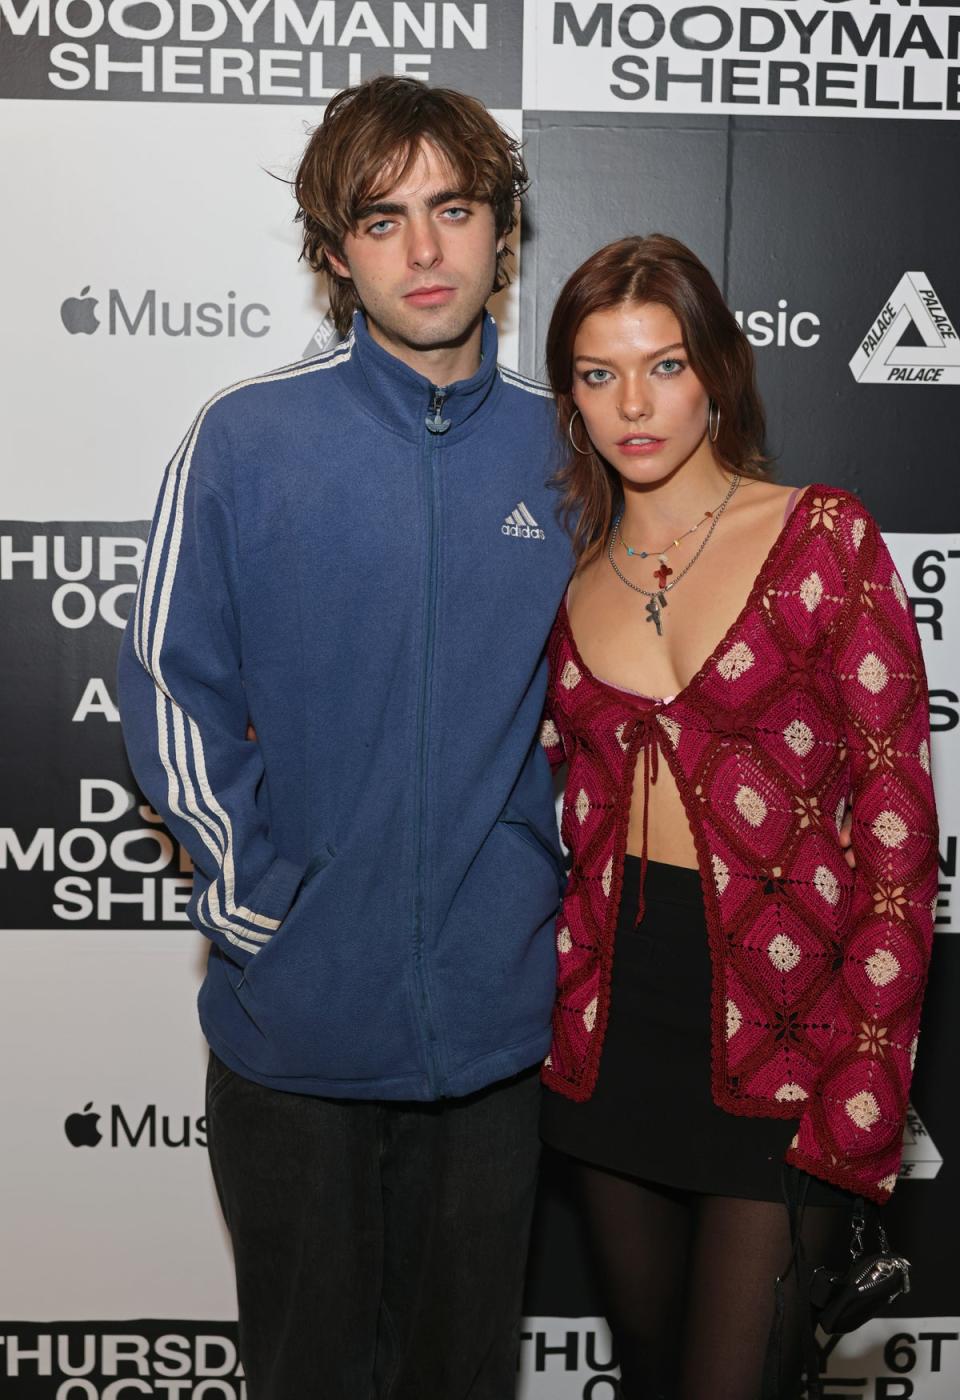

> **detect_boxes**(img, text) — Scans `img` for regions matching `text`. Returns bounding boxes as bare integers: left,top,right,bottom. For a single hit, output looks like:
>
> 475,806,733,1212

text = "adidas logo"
502,501,545,540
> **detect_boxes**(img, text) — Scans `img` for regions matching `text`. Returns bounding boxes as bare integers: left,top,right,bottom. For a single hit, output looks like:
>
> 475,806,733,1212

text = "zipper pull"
425,387,450,435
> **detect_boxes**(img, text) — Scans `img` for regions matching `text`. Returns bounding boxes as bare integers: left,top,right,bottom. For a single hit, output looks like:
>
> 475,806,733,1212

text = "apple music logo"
63,1102,207,1148
59,287,271,339
60,287,100,335
64,1101,102,1147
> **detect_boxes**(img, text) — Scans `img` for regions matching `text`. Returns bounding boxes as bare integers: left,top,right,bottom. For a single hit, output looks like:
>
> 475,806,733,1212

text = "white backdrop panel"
523,1,960,118
0,99,521,521
516,1317,960,1398
0,929,233,1320
887,533,959,934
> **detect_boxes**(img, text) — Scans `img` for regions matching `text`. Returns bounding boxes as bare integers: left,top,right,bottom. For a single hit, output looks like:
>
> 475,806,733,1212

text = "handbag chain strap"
850,1197,892,1260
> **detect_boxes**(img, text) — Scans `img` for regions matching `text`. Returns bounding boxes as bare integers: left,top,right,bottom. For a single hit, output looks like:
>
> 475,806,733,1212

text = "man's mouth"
404,285,456,305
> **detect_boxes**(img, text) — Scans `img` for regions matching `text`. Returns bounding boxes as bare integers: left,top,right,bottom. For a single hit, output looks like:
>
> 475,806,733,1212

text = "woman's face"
571,300,711,486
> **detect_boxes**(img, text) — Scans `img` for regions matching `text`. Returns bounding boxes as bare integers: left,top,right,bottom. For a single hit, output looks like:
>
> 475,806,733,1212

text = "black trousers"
205,1050,541,1400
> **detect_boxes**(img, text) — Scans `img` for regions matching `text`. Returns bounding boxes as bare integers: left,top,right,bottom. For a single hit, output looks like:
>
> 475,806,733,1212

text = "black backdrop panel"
0,521,190,930
726,117,960,531
520,111,960,535
519,112,729,381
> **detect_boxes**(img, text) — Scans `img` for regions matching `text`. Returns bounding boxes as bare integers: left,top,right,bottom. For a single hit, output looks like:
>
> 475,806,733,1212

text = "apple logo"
61,287,100,335
65,1102,102,1147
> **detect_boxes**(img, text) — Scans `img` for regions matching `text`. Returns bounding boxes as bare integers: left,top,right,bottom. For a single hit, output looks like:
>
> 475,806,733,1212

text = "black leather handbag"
763,1171,912,1400
809,1199,911,1334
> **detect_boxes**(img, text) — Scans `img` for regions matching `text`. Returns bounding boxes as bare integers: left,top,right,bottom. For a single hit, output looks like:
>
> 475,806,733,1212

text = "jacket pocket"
301,841,337,886
239,840,337,985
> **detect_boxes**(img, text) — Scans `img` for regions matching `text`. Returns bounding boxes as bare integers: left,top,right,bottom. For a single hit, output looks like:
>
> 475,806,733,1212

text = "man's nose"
408,218,442,271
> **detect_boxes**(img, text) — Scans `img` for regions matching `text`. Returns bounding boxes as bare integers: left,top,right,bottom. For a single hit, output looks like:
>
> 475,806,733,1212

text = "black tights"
577,1161,848,1400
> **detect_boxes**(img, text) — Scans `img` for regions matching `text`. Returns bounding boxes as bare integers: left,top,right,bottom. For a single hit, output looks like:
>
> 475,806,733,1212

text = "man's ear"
324,247,351,280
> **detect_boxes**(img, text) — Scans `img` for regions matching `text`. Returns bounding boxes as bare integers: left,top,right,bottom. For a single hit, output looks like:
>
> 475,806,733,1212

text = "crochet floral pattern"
540,487,937,1205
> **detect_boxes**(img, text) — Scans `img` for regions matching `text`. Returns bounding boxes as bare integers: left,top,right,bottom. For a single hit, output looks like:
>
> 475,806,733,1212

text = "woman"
538,235,938,1400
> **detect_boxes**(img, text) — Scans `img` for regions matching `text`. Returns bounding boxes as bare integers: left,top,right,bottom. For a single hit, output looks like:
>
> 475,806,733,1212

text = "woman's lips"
616,436,665,456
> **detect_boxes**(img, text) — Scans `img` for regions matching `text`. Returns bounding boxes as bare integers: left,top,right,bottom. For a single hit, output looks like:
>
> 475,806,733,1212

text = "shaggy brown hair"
545,234,771,565
295,76,528,336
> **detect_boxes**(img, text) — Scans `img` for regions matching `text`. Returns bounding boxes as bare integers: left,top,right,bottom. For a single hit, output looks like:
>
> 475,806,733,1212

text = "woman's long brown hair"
546,234,771,565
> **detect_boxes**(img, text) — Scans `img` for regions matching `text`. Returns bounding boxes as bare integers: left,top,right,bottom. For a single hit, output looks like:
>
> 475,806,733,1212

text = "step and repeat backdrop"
2,2,959,1395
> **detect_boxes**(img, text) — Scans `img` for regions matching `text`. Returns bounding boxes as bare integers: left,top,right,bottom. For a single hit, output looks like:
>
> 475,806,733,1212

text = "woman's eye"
584,369,611,385
656,358,684,376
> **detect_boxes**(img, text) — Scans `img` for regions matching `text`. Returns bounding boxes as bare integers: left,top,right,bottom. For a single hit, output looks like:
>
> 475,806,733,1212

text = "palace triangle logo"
849,273,960,385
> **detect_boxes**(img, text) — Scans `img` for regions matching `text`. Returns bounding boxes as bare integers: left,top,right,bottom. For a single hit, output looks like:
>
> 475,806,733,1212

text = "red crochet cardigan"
540,487,937,1204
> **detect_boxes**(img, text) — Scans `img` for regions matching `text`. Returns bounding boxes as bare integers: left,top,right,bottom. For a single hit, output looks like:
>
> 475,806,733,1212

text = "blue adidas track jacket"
118,310,573,1099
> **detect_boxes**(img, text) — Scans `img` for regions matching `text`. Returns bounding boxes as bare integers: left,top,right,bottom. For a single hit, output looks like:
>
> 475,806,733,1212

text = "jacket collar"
342,308,500,440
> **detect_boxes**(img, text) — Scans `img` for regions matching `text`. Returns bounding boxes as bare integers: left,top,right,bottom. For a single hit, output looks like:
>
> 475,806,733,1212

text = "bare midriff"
627,753,698,866
568,483,807,872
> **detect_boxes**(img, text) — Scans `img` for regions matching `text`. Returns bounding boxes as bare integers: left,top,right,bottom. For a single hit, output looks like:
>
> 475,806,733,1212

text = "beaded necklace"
607,473,741,636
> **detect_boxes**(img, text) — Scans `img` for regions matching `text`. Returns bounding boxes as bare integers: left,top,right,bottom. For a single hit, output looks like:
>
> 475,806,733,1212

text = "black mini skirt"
540,855,851,1205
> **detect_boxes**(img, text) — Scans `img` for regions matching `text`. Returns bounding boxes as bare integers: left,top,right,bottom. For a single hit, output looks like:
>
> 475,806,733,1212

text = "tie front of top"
540,486,938,1204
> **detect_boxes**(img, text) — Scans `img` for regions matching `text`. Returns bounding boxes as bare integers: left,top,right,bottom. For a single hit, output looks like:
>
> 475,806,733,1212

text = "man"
118,77,571,1399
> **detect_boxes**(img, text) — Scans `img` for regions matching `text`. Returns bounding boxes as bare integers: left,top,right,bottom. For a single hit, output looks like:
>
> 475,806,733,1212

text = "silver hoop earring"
708,399,721,443
568,408,592,456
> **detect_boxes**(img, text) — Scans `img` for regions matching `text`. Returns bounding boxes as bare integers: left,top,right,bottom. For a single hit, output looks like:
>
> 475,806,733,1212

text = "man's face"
326,141,503,359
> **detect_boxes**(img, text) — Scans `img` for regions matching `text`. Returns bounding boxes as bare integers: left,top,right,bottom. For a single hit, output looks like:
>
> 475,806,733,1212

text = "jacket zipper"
414,385,450,1093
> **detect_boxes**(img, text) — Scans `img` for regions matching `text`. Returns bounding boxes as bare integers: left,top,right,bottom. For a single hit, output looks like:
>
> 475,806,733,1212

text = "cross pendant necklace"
645,592,668,636
606,473,742,638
